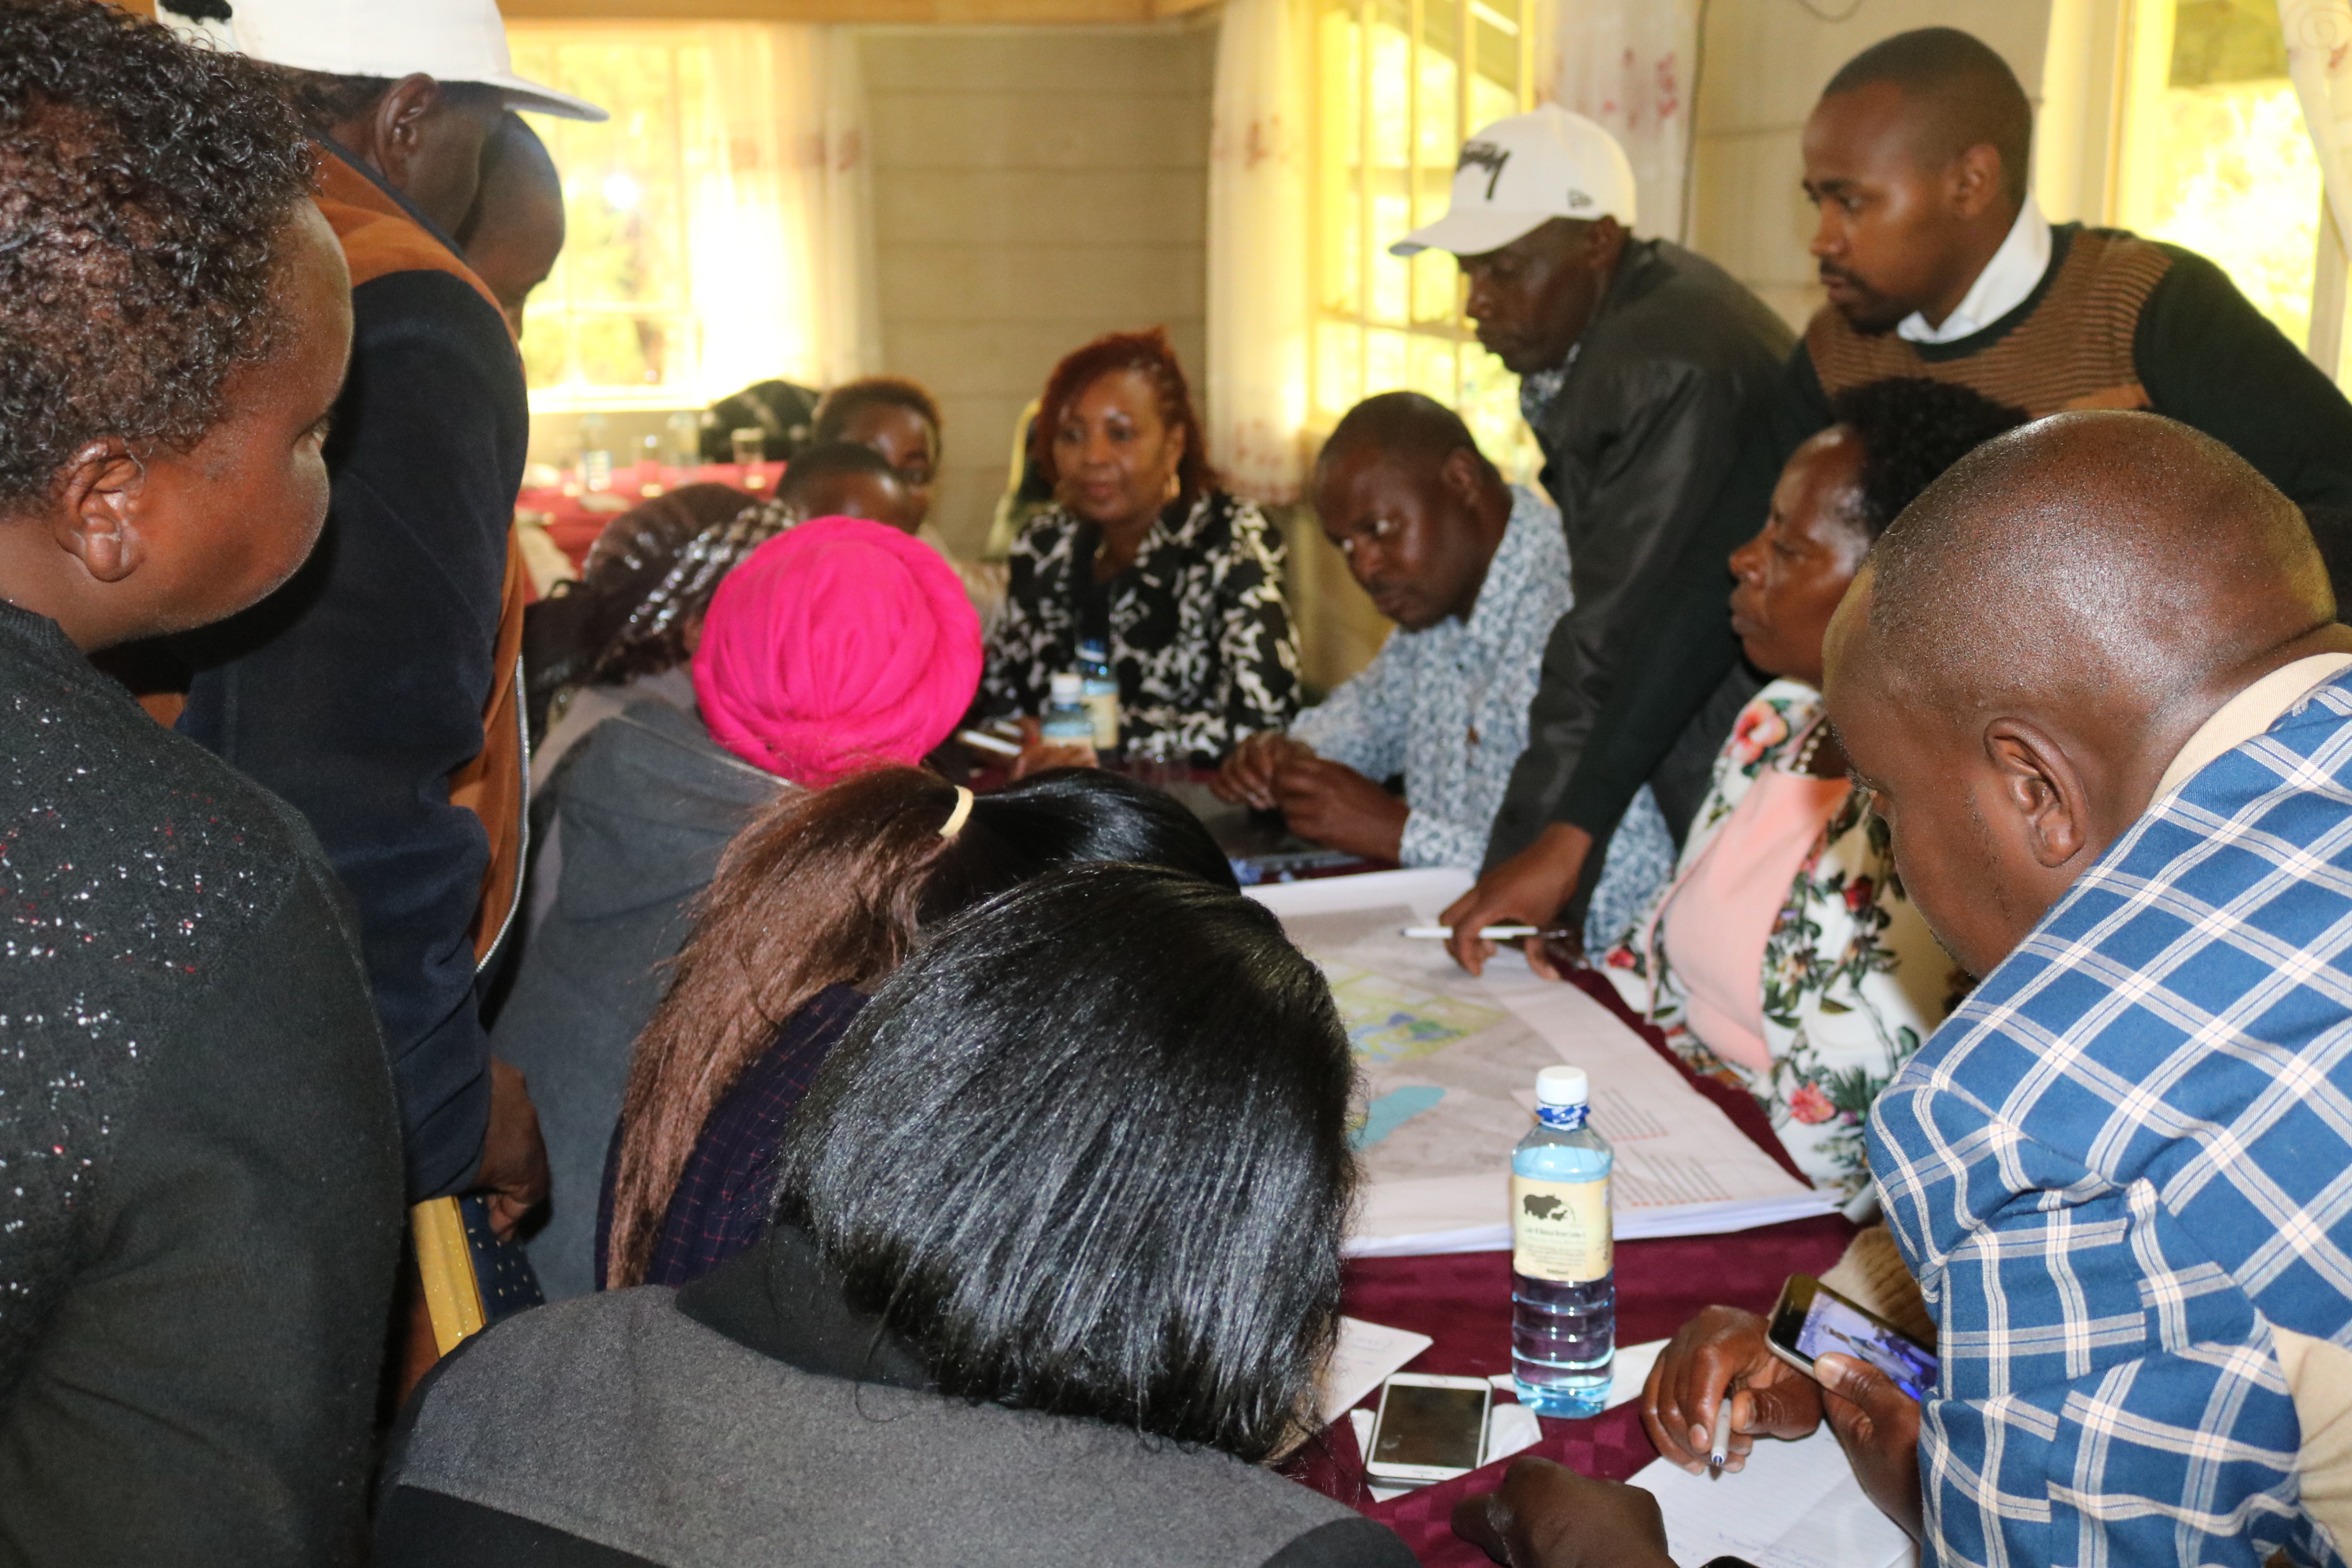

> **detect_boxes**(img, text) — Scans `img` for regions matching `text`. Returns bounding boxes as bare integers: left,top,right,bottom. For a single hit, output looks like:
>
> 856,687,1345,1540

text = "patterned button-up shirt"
1291,486,1566,870
978,489,1298,762
1868,670,2352,1568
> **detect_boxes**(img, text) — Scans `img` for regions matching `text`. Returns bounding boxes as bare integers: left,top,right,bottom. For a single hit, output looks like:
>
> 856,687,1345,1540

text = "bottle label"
1083,690,1121,750
1511,1174,1611,1283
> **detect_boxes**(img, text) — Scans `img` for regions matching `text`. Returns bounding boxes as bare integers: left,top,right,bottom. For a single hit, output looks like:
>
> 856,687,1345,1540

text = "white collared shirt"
2151,651,2352,800
1895,195,2053,345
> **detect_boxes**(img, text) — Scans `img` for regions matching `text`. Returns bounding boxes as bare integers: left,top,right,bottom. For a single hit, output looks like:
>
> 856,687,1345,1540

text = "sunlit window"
504,28,717,412
2117,0,2324,349
1312,0,1540,481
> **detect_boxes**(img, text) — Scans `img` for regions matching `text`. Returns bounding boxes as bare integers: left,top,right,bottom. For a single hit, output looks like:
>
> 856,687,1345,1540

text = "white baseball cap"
1390,106,1635,258
156,0,608,123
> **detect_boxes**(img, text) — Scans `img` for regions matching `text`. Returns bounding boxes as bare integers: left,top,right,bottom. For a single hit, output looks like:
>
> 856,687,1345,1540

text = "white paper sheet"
1632,1427,1916,1568
1318,1316,1435,1427
1250,870,1837,1254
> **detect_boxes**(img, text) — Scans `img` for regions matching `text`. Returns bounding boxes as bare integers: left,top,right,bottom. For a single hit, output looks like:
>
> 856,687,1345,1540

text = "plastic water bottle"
1040,672,1098,761
579,412,612,493
1510,1065,1614,1416
1076,639,1121,753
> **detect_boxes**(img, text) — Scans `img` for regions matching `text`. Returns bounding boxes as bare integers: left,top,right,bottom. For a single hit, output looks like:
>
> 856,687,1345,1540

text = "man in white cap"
1402,107,1799,978
157,0,601,1276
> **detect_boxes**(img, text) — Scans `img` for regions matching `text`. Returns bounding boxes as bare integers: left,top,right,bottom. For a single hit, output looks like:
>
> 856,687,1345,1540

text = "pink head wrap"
692,516,983,786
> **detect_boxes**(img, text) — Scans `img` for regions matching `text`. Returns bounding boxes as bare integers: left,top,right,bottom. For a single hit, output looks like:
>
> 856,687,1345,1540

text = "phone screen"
1795,1289,1937,1401
1372,1384,1487,1471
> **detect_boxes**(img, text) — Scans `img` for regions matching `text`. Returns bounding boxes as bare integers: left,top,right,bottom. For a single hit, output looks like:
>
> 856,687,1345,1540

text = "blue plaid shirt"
1869,671,2352,1568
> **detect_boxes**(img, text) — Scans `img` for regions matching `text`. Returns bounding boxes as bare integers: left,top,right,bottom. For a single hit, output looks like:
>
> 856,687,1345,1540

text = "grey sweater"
378,1228,1416,1568
494,692,785,1300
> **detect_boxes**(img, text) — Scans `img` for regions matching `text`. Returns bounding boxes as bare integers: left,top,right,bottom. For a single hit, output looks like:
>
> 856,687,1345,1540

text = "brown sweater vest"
315,153,530,968
1805,228,2177,416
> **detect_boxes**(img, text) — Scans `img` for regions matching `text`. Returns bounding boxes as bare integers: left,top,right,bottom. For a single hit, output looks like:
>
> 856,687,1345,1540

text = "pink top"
1653,741,1853,1075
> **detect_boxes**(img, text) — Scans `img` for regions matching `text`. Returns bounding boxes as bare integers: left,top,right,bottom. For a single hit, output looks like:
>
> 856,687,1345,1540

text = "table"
517,460,787,570
1293,970,1859,1566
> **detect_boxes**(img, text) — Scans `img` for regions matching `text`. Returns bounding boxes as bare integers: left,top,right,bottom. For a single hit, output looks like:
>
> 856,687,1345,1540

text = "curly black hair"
0,0,317,511
1828,377,2030,539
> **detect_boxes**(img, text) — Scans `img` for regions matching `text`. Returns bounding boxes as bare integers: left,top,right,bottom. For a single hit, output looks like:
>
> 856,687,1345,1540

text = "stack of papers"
1633,1427,1915,1568
1249,869,1838,1256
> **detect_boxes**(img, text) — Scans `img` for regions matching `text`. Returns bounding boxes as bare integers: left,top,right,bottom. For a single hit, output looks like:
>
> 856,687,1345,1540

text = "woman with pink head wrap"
494,515,982,1301
694,517,983,786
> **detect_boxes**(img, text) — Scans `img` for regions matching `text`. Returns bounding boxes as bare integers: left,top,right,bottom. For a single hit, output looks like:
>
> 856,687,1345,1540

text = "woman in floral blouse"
979,328,1298,763
1601,379,2023,1214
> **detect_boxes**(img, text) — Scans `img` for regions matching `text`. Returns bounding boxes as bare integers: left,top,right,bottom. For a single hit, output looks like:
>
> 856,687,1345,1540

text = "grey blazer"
377,1228,1417,1568
492,694,786,1299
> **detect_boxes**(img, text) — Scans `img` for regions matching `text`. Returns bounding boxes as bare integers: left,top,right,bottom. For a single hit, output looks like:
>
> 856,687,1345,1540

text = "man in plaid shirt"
1816,412,2352,1567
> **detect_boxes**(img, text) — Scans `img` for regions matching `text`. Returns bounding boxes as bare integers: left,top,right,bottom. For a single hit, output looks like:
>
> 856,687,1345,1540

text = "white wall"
862,18,1218,556
1686,0,2059,331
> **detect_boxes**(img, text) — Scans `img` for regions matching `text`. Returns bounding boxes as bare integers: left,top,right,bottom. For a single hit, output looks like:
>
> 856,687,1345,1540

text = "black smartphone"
1765,1273,1936,1401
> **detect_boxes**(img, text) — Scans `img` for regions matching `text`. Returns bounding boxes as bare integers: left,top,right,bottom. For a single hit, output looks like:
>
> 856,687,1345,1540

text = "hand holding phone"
1366,1373,1492,1486
1763,1275,1937,1402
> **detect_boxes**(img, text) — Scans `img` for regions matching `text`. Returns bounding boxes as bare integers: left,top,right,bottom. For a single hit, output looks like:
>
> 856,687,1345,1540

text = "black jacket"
1487,238,1796,867
0,601,402,1565
176,146,528,1200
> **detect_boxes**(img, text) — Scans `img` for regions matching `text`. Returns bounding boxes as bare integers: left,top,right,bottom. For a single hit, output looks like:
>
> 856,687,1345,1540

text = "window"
2115,0,2327,352
505,28,716,412
1311,0,1541,480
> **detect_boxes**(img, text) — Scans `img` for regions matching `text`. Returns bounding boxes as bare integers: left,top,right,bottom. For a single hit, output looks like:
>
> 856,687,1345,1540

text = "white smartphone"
1365,1372,1491,1485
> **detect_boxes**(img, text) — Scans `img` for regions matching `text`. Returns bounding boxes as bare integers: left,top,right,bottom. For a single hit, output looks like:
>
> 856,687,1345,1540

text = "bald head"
1824,411,2349,977
1823,28,2032,205
1849,412,2331,728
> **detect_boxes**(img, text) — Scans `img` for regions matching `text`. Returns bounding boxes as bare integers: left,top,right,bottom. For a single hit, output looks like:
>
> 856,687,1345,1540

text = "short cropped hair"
1317,390,1499,484
778,439,898,496
1826,378,2029,538
775,863,1353,1461
1823,28,2034,204
0,0,316,511
813,376,942,445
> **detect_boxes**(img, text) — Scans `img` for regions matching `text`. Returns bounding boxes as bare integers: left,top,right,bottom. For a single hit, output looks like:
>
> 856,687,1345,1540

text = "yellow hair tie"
939,784,975,839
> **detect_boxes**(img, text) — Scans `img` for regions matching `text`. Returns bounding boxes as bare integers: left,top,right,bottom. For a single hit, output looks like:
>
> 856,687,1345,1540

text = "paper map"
1250,869,1838,1255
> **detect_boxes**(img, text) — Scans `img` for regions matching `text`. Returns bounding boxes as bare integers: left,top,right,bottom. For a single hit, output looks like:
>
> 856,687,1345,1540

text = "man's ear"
1947,142,2007,222
365,74,444,193
1585,213,1626,273
1982,717,2090,869
1438,446,1484,507
51,438,146,584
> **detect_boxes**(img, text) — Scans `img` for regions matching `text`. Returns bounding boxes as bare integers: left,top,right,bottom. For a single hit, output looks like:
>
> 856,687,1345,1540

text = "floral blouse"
1600,679,1966,1216
978,490,1300,761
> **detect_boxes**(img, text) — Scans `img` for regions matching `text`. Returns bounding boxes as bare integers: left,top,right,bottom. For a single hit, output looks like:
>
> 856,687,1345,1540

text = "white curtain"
2284,0,2352,367
1207,0,1314,505
692,24,880,394
1533,0,1702,243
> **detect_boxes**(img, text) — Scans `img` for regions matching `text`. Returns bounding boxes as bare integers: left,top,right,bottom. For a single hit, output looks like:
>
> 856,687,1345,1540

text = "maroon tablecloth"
518,460,786,569
1289,965,1857,1565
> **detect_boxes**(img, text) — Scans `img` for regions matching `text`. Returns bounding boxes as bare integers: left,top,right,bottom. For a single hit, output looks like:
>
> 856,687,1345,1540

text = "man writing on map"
1212,393,1673,948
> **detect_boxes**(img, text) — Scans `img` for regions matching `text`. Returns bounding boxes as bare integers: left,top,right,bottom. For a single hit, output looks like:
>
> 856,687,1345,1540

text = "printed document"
1250,869,1836,1254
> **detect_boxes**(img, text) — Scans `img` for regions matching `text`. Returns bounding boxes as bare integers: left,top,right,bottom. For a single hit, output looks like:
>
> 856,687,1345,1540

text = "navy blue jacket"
179,145,526,1200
